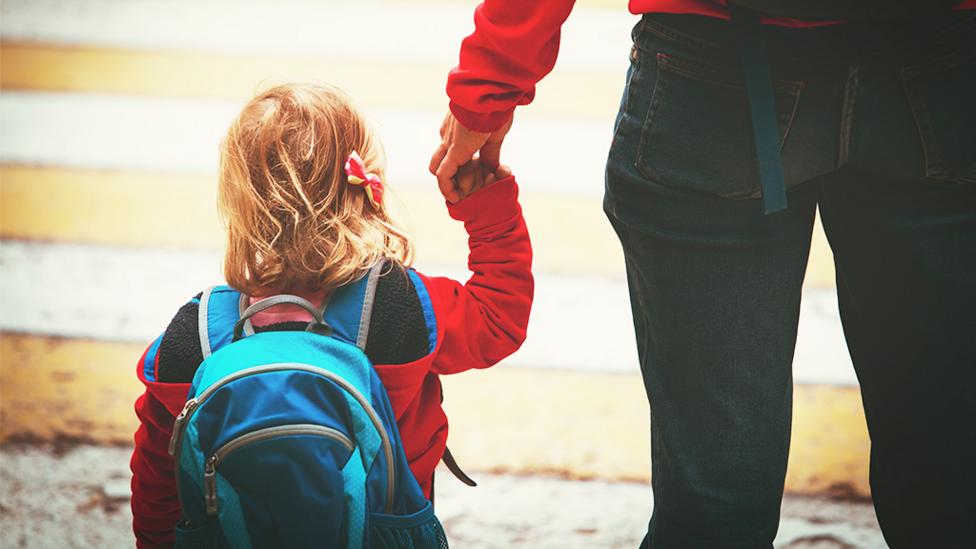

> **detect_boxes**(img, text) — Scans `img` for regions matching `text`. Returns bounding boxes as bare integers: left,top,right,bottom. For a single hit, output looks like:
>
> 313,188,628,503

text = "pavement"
0,444,886,549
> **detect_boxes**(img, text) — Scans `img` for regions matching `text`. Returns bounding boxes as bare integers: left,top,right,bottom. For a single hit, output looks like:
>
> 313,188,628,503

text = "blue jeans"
604,13,976,549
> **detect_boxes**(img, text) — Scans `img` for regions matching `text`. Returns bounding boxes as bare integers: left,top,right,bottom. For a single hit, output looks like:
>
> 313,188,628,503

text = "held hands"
429,112,513,203
453,159,512,202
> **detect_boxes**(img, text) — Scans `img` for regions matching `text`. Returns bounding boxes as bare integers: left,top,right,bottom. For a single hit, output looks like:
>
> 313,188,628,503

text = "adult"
430,1,976,548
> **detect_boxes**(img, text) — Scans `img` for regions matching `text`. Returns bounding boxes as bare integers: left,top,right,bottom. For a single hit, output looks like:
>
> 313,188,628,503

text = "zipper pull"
168,398,198,456
204,455,218,516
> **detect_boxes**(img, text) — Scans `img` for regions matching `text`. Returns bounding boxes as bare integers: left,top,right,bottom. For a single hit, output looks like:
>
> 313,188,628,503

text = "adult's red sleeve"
423,176,534,374
130,347,191,549
447,0,576,132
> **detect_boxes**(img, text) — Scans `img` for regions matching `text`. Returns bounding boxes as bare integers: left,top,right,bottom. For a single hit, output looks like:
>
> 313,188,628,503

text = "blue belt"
730,4,789,215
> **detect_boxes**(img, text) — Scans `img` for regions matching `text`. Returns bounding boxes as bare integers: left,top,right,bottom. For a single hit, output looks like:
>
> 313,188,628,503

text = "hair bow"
344,151,384,208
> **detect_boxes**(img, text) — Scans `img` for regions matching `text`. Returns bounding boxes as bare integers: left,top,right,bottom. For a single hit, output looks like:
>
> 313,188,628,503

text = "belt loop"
730,4,789,215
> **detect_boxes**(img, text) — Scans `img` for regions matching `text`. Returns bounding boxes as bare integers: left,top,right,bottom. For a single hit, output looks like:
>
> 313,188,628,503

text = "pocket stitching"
900,47,976,182
634,53,669,181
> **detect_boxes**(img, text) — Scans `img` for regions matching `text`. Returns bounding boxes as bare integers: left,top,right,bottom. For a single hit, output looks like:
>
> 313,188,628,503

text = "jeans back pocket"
901,47,976,183
636,52,804,199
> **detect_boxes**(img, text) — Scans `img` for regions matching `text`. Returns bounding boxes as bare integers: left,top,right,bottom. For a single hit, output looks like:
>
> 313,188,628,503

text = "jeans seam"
837,64,858,167
778,84,803,154
901,68,945,179
634,53,668,181
623,46,643,118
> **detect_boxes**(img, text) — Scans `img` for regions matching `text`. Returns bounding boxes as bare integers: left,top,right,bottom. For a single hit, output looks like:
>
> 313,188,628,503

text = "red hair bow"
344,151,384,208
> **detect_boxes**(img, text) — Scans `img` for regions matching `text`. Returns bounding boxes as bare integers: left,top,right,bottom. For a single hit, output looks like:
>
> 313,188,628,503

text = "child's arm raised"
422,167,534,374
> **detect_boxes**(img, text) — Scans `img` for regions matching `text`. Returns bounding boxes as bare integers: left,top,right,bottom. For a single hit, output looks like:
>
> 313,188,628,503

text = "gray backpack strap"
355,259,387,351
198,285,247,359
234,294,330,340
316,260,388,351
198,286,217,360
212,259,388,351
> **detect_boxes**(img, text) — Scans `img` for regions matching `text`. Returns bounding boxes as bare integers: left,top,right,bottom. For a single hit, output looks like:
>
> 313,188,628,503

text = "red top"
447,0,976,132
130,177,534,548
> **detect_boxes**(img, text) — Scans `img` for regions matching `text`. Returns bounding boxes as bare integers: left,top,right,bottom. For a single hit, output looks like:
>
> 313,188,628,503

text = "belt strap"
730,4,789,215
442,446,477,487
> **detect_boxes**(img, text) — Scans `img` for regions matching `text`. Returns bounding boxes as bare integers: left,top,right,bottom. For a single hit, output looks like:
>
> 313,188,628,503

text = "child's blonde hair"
218,83,412,296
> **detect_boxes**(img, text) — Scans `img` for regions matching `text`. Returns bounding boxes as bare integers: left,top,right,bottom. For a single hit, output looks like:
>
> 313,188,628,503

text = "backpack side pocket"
368,501,448,549
174,518,225,549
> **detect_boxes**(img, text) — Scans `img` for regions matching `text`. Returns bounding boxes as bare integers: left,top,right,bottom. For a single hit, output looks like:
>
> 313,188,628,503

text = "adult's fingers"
479,138,503,171
435,150,462,203
429,143,448,175
495,164,512,179
479,114,513,170
438,112,451,138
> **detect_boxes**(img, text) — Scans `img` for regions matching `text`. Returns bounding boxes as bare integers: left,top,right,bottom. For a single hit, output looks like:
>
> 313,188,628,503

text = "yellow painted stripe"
0,43,622,120
0,165,836,285
443,369,870,497
0,166,225,248
0,334,145,445
0,333,868,496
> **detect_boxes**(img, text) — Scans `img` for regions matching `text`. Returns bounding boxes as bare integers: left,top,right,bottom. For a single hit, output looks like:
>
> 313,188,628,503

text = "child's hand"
452,159,511,202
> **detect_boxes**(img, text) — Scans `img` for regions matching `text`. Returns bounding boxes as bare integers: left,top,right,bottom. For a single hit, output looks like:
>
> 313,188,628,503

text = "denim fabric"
604,13,976,549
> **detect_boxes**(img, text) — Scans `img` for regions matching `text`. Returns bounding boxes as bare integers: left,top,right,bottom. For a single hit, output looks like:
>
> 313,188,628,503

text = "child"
129,83,533,548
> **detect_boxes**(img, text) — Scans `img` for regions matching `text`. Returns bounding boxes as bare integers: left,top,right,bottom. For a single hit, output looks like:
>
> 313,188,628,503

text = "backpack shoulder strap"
322,260,387,351
198,285,243,359
198,260,389,357
405,268,438,355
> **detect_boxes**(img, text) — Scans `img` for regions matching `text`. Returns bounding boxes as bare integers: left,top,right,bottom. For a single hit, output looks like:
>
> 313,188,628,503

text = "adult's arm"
432,1,576,200
447,0,577,133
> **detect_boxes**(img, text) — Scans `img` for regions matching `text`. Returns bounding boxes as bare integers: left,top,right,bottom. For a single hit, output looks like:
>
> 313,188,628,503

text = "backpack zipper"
168,362,397,513
169,398,199,455
203,424,354,516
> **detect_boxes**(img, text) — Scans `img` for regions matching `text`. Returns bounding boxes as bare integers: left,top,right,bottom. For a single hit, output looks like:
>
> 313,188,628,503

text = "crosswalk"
0,0,869,496
0,239,855,382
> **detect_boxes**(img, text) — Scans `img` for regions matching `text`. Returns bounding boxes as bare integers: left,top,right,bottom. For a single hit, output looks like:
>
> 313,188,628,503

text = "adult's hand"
429,112,512,203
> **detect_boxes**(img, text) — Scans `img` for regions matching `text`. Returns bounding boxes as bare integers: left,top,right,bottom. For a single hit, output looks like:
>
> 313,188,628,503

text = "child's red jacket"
130,177,533,548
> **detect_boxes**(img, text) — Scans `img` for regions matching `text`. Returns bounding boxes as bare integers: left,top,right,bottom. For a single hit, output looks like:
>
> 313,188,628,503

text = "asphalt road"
0,444,886,549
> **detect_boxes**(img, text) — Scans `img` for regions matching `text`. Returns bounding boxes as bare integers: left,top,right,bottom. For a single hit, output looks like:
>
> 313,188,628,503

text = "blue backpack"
166,262,448,548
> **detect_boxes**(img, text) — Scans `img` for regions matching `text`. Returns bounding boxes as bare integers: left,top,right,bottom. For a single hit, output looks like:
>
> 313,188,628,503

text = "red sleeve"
130,347,192,549
447,0,576,132
422,176,534,374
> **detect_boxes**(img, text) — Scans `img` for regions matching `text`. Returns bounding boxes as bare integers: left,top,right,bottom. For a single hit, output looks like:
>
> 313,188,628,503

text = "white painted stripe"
0,240,856,385
0,0,636,72
0,91,614,197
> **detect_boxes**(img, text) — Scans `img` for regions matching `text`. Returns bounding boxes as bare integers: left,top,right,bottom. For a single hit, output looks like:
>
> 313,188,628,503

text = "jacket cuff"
449,101,515,133
447,176,520,229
